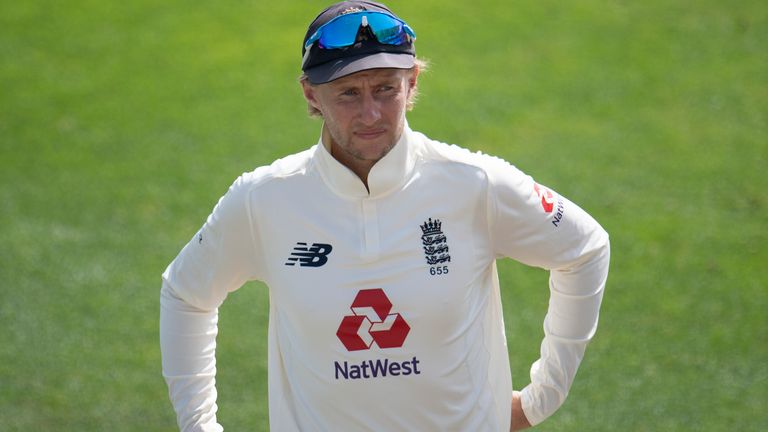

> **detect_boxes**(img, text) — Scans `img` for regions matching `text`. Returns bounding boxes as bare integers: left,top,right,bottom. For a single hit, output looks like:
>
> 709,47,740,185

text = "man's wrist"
511,390,532,431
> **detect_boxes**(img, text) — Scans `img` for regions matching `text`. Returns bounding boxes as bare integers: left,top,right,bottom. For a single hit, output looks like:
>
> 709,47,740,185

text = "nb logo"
285,242,333,267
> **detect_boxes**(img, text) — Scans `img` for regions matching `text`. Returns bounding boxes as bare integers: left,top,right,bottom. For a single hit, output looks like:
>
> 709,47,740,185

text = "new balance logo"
285,242,333,267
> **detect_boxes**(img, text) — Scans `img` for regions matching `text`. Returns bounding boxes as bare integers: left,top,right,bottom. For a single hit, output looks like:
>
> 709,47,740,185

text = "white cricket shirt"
160,124,610,431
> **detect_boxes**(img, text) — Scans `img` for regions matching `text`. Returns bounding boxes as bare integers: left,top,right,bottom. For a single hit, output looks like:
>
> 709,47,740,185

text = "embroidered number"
429,266,449,276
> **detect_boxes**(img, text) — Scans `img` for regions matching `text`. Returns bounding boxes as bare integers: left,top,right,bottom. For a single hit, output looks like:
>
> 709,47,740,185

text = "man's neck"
322,125,375,190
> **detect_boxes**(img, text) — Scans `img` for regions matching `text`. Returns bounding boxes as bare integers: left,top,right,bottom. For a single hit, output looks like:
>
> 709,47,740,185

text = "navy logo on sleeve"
533,183,565,227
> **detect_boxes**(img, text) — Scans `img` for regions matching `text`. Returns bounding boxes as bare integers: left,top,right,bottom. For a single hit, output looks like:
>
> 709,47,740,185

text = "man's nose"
359,92,382,124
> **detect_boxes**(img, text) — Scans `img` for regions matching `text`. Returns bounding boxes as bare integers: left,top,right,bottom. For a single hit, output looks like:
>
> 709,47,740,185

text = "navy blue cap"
301,1,416,84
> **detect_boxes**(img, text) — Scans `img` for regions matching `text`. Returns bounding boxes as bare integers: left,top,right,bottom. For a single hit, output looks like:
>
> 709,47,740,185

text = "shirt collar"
313,121,418,199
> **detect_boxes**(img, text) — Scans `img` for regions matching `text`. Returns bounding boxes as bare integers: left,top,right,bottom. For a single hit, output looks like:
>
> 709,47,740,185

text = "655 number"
429,266,449,276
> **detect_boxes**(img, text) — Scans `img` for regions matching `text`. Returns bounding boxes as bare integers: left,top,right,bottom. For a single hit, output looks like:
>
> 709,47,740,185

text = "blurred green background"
1,0,765,430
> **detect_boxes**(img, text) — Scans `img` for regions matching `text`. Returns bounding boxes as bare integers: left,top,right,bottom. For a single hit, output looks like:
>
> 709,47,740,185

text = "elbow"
589,225,611,275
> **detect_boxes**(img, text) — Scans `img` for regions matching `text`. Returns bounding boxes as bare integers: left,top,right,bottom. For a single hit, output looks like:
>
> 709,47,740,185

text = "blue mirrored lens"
305,12,415,50
317,14,365,48
366,13,405,44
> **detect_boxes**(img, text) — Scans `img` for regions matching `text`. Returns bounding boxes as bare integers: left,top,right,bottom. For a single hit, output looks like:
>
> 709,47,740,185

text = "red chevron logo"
336,289,411,351
533,183,555,213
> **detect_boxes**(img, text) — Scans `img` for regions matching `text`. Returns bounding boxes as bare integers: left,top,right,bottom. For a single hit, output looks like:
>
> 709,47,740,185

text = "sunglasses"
304,11,416,50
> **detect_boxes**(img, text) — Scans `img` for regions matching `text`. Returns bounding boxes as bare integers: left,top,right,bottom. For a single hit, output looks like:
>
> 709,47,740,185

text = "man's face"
302,68,418,168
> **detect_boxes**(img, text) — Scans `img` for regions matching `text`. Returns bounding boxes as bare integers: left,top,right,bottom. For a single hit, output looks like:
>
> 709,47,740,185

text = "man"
160,1,610,431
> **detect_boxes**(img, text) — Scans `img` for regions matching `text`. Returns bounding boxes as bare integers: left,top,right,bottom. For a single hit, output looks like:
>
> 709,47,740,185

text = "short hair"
300,57,429,118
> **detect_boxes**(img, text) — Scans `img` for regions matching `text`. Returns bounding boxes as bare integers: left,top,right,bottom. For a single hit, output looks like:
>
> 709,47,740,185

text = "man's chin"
351,139,395,161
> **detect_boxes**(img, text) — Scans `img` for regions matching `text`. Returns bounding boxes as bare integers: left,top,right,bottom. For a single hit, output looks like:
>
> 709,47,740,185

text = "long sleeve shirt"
160,124,610,431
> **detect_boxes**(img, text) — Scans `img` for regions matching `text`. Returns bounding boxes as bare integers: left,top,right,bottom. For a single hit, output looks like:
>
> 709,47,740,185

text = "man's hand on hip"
511,391,532,431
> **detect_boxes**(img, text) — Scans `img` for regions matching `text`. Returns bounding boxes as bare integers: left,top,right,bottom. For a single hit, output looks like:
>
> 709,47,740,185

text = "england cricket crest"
420,218,451,272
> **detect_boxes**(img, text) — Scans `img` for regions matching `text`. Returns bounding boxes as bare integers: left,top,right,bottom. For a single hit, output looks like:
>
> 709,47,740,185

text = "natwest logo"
336,289,410,351
533,183,556,213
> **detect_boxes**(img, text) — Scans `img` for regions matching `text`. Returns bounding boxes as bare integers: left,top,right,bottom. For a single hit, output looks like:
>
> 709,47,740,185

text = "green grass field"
1,0,766,430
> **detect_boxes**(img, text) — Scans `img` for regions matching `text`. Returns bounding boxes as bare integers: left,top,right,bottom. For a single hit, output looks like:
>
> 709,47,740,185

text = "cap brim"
305,52,415,84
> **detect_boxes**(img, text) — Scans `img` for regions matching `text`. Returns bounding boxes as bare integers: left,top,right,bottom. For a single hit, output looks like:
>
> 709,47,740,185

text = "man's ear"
407,65,420,94
301,80,322,112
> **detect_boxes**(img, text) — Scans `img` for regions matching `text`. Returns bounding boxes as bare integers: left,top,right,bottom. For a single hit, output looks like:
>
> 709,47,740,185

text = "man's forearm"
521,237,610,425
160,281,223,432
